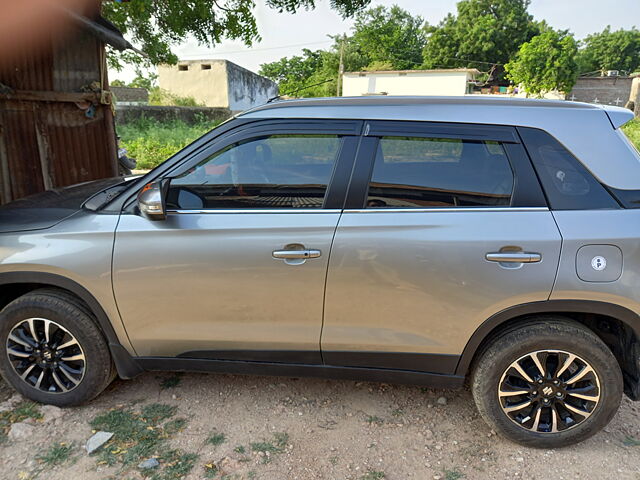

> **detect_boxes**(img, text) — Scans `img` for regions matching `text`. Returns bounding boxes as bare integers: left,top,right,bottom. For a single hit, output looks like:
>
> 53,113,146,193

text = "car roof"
243,95,597,114
240,96,640,190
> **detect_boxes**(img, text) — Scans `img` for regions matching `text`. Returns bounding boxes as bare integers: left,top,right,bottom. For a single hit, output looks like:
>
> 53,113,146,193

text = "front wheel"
471,319,623,448
0,289,114,406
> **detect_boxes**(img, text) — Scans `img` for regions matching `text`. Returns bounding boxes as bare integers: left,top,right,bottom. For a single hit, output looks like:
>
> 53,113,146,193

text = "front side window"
168,135,341,209
366,137,514,208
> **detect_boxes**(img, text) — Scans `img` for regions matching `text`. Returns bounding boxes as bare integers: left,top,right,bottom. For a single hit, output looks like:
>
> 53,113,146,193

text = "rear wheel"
471,319,622,447
0,289,114,406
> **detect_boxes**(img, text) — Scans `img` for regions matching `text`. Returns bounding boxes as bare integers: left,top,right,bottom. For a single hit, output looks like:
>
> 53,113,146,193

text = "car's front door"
321,121,562,374
112,120,361,361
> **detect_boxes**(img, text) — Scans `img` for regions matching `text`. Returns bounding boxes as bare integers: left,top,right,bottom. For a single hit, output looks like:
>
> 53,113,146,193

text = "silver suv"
2,97,639,448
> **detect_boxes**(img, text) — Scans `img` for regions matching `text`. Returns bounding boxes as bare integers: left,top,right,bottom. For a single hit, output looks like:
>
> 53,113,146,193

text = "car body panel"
0,211,134,352
322,208,562,368
112,210,342,358
0,177,125,233
550,209,640,316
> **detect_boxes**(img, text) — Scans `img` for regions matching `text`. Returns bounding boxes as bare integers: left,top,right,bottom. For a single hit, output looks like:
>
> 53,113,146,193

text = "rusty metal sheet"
0,23,117,205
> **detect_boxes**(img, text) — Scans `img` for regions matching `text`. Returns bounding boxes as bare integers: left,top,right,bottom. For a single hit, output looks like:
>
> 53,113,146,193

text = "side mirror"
137,180,169,220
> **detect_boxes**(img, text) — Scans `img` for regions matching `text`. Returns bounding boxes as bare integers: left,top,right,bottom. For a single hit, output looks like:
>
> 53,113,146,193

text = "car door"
112,120,361,361
321,121,562,374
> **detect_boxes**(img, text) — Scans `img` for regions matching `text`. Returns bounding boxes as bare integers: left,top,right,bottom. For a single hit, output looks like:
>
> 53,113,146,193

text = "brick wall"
568,77,634,107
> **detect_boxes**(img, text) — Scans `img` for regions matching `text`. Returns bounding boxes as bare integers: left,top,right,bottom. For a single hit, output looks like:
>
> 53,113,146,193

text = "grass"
250,432,289,463
151,450,198,480
361,471,386,480
89,403,196,479
444,469,465,480
623,435,640,446
36,442,75,467
207,432,226,447
365,415,384,425
159,374,182,390
0,401,42,442
164,418,187,435
622,118,640,150
203,462,218,478
234,445,246,454
117,117,220,169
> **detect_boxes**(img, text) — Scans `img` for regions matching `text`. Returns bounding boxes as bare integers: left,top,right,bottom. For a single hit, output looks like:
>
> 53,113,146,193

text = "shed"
0,11,134,204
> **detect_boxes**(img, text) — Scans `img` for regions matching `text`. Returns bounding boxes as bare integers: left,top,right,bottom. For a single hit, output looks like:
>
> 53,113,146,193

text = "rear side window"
366,137,514,208
518,128,619,210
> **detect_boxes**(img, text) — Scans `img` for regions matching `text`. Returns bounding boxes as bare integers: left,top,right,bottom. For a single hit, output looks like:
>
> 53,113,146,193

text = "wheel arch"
0,271,143,379
456,300,640,399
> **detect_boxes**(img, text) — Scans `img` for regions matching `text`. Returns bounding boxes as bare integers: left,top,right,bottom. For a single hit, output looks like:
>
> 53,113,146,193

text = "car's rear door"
112,119,361,361
321,121,562,374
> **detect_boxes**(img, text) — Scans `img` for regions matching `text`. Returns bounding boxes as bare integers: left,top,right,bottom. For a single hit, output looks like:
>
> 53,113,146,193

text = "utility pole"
337,34,345,97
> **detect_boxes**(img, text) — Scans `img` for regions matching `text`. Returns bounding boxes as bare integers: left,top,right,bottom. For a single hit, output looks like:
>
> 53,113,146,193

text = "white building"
158,59,278,112
341,69,480,97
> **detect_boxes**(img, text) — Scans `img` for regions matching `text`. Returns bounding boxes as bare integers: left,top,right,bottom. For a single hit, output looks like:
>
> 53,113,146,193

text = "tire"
118,164,132,176
118,154,137,171
471,318,623,448
0,289,114,406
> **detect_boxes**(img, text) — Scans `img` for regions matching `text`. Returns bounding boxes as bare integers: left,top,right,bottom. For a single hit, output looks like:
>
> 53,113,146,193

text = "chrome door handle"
272,249,321,259
485,252,542,263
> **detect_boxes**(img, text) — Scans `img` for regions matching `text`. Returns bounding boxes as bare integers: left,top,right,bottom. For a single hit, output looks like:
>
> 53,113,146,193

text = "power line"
268,78,334,102
178,39,333,57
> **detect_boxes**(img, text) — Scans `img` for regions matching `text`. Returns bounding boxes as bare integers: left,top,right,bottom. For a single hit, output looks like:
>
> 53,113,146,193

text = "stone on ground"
85,431,114,454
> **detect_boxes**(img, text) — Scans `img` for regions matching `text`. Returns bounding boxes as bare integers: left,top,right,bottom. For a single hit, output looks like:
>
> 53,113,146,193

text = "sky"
110,0,640,83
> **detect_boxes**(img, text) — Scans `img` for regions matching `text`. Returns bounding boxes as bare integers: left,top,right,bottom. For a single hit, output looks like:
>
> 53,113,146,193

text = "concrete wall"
226,62,279,112
342,71,474,97
158,59,278,112
111,86,149,104
568,76,634,107
158,60,229,108
114,105,232,126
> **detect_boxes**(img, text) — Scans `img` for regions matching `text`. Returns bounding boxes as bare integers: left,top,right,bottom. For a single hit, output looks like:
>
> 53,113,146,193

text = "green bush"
622,118,640,150
148,87,204,107
117,117,218,169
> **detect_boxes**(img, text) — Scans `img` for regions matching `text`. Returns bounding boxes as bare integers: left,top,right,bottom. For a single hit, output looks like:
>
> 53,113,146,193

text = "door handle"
485,252,542,263
272,249,321,260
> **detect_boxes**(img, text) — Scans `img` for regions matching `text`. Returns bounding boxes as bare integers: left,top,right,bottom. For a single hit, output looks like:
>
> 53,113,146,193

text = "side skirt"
136,357,465,389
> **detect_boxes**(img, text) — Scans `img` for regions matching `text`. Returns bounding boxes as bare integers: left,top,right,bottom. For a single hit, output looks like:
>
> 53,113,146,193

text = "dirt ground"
0,371,639,480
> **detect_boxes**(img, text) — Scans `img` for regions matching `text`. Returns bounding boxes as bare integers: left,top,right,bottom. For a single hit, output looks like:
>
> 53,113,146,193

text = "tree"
350,6,427,70
422,0,540,79
577,27,640,75
103,0,372,69
258,5,423,97
505,29,579,97
258,49,325,96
